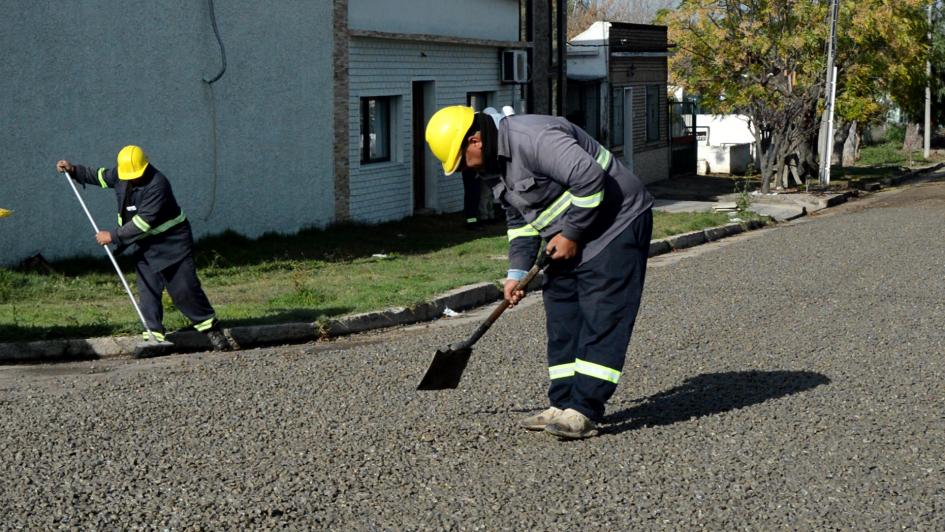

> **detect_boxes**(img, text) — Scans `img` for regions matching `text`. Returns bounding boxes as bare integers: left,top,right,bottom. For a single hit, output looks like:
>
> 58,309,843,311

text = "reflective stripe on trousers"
548,359,621,384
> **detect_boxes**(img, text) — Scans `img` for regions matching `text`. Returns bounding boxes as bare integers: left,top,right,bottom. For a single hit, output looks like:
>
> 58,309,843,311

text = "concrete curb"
0,282,506,363
0,218,767,364
849,162,945,192
657,219,765,253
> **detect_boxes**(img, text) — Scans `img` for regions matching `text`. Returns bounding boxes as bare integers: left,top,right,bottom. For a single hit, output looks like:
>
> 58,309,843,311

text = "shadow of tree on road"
603,370,831,435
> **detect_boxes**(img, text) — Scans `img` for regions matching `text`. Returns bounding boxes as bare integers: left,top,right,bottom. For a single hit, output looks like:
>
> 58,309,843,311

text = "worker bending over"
56,145,237,352
426,106,653,439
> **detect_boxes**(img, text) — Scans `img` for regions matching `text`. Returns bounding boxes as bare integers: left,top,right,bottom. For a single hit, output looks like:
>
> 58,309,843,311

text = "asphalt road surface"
2,179,944,529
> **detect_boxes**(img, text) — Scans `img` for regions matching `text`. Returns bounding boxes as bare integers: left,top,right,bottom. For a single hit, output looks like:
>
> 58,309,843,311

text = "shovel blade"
416,347,472,390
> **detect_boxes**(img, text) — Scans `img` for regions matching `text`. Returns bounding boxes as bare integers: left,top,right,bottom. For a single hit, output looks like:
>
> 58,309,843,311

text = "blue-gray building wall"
348,39,518,222
0,1,334,265
349,0,519,41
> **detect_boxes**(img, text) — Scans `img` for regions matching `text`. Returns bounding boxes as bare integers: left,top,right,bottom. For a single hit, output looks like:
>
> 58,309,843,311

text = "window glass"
611,88,624,148
466,92,490,111
646,85,661,142
361,97,390,163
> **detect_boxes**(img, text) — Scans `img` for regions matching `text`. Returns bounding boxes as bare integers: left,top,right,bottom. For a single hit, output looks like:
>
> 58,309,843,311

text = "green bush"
885,123,906,143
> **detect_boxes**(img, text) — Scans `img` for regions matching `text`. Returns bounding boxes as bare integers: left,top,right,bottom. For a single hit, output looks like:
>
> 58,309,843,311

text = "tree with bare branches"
567,0,677,38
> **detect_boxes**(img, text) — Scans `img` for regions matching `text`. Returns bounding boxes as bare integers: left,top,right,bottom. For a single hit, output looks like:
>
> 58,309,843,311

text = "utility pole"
819,0,840,186
925,1,933,160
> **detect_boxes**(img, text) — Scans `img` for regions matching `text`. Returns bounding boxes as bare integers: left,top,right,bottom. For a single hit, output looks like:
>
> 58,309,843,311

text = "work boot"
206,329,232,352
544,408,599,440
222,329,241,351
519,407,563,431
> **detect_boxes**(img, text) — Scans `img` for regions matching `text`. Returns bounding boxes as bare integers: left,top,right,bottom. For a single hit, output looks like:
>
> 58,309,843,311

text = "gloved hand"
56,160,75,174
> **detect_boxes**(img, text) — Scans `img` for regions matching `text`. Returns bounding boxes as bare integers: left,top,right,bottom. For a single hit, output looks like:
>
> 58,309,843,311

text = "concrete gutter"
0,218,771,364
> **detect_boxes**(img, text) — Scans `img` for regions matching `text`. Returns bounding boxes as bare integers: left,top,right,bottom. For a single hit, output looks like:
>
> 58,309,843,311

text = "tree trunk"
753,118,771,194
832,120,850,167
841,121,858,167
854,129,862,161
903,123,922,152
796,140,819,180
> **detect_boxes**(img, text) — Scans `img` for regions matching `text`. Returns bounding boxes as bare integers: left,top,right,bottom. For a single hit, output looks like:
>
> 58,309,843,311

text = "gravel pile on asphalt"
2,186,944,528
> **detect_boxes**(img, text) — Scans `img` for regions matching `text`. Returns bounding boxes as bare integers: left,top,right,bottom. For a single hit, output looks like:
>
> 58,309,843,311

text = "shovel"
417,248,551,390
62,171,175,358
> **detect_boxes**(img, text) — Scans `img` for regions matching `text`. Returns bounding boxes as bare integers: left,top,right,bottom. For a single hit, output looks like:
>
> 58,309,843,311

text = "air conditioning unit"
501,50,528,84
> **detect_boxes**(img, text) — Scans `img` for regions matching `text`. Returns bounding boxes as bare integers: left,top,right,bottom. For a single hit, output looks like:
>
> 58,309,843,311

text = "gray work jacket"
486,114,653,275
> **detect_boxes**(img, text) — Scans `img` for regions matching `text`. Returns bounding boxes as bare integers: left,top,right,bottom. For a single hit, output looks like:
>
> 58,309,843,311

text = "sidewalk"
648,173,850,222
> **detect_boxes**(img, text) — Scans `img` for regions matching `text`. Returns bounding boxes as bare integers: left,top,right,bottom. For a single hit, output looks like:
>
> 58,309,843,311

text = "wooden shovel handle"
485,250,549,322
454,248,552,351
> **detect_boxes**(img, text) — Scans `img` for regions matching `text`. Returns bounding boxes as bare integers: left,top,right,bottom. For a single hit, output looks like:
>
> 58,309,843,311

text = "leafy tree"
660,0,929,191
899,1,945,128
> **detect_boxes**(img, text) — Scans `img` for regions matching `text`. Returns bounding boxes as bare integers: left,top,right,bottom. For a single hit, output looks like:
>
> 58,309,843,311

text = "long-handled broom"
62,171,174,358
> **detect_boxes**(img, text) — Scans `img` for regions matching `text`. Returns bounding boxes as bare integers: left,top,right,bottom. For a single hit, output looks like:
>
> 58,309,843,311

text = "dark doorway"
412,81,433,211
669,101,698,176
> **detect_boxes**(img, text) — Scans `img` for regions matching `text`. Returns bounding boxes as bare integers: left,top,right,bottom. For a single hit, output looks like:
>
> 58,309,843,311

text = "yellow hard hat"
116,145,149,180
0,208,12,218
425,106,475,176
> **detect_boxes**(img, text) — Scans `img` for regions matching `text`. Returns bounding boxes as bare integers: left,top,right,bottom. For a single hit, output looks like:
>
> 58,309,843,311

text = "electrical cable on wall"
202,0,226,220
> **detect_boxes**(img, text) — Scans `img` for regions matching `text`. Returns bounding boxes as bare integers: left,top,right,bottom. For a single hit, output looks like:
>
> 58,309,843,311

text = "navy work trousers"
135,254,216,334
542,209,652,421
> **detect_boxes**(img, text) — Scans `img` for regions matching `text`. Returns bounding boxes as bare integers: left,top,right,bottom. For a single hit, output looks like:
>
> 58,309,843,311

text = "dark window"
466,92,490,111
611,88,624,148
360,97,391,163
646,85,661,143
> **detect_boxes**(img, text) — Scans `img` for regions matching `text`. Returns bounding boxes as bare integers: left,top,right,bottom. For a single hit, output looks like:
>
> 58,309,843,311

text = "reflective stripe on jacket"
71,164,194,271
486,114,654,272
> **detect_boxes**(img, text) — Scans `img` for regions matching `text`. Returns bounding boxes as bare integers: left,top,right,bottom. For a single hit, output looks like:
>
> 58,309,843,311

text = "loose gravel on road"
1,181,944,529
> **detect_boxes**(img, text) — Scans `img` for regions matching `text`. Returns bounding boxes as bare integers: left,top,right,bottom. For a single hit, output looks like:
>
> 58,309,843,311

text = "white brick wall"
348,38,516,223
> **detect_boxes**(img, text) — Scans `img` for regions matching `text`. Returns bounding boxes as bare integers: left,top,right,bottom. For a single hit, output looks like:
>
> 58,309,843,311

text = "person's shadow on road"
603,370,830,435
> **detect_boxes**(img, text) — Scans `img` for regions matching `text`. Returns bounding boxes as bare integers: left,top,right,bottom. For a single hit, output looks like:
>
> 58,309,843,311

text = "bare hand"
95,231,112,246
504,279,525,307
547,233,578,260
56,160,74,174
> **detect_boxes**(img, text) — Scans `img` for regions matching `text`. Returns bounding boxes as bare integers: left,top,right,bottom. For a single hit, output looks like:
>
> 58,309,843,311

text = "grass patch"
651,211,735,239
829,140,945,187
1,210,736,342
856,142,924,167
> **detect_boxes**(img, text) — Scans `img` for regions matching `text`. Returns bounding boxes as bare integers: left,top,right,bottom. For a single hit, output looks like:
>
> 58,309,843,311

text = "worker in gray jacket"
426,106,653,439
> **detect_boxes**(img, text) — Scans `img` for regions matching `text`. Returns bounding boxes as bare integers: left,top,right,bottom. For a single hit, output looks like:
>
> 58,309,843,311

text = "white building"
695,114,757,175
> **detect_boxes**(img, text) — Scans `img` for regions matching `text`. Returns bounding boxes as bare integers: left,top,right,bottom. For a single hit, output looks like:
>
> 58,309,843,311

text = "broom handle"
62,171,159,343
455,248,551,350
